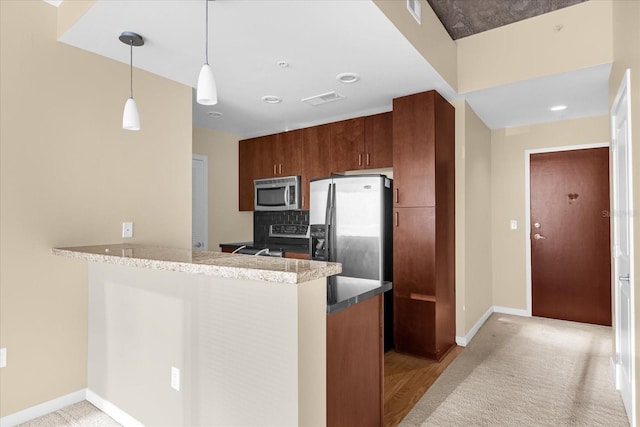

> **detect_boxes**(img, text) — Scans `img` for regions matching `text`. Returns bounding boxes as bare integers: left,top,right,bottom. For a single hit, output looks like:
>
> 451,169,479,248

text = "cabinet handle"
302,194,305,209
395,211,399,227
273,164,277,175
395,188,399,204
358,153,362,166
366,153,370,166
279,164,282,174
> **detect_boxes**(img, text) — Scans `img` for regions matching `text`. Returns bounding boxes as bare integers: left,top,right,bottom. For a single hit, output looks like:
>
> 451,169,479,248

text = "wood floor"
383,346,464,427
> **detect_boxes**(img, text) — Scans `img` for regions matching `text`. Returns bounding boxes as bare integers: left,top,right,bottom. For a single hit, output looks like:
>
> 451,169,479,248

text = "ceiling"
55,0,609,138
427,0,587,40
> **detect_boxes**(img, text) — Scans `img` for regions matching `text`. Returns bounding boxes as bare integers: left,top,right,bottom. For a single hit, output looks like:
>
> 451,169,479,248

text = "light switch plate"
510,220,518,230
0,348,6,368
122,222,133,238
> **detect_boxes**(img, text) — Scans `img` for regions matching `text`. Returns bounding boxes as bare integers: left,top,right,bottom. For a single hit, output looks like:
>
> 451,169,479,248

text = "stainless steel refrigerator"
310,174,393,351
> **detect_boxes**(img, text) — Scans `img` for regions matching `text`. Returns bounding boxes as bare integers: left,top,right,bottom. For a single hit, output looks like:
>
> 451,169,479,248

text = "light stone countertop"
52,244,341,284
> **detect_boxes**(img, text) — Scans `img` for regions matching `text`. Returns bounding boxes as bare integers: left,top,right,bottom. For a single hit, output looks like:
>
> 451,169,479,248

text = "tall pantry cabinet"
392,90,455,361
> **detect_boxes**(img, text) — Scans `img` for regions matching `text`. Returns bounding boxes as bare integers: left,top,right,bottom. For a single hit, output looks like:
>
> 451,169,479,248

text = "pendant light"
119,32,144,131
197,0,218,105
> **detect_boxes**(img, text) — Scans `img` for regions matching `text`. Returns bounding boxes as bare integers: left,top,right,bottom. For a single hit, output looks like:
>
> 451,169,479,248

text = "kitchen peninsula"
52,244,341,426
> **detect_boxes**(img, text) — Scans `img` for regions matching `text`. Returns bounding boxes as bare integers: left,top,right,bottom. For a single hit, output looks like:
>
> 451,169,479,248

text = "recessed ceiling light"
262,95,282,104
277,60,290,68
336,72,360,84
206,111,223,118
550,105,567,111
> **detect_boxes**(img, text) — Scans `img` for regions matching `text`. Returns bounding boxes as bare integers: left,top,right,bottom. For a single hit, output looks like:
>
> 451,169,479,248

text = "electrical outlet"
510,220,518,230
171,366,180,391
0,348,6,368
122,222,133,238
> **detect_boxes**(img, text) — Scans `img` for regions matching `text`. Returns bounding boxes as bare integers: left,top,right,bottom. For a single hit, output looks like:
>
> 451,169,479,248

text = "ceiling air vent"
301,91,346,106
407,0,421,24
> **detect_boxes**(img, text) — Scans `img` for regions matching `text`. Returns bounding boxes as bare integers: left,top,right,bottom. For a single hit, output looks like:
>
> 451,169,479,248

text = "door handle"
620,274,630,282
358,153,362,166
395,211,399,227
273,164,277,175
533,233,546,240
395,188,399,204
366,153,370,166
279,164,282,175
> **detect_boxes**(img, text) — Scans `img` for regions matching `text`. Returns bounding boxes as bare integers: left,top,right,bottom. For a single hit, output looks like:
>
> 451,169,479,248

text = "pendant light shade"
197,0,217,106
119,32,144,131
197,63,217,105
122,97,140,130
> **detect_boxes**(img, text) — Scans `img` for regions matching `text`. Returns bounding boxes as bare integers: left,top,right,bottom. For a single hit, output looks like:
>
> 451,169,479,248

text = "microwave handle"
284,186,289,206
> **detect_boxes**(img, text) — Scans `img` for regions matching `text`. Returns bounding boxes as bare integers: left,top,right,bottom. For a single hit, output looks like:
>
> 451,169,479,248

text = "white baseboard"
611,356,621,389
493,306,529,317
456,306,494,346
455,305,530,347
86,389,143,427
0,389,86,427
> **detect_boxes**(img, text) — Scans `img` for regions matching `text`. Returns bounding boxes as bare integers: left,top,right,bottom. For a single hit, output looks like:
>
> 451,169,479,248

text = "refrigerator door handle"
329,182,337,263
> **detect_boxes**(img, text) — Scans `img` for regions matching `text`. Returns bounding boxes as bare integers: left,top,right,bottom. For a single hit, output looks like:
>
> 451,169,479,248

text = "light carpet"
17,401,120,427
400,313,629,427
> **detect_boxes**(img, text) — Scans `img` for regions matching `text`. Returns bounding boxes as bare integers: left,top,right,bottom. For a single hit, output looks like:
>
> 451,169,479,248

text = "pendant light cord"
205,0,209,65
129,40,133,98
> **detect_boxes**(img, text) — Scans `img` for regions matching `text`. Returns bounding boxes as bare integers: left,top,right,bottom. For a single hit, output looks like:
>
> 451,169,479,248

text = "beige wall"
462,103,493,333
373,0,457,91
609,1,640,424
457,0,613,93
192,126,253,250
491,116,610,311
454,101,493,338
0,0,192,417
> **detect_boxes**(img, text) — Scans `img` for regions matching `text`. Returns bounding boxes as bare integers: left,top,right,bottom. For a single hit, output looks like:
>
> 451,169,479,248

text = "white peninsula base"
87,261,327,426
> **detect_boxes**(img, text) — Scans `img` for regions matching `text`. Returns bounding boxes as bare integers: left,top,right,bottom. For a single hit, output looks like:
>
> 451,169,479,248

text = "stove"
232,224,309,257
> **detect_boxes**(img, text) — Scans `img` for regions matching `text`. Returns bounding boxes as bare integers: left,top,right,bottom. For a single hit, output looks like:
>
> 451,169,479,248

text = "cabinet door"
238,136,272,211
329,117,365,173
302,124,333,210
273,129,304,177
364,112,392,169
393,207,436,298
392,92,436,207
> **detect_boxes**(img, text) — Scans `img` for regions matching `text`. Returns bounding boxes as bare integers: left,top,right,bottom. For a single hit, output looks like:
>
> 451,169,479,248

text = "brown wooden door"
364,112,393,169
530,148,611,326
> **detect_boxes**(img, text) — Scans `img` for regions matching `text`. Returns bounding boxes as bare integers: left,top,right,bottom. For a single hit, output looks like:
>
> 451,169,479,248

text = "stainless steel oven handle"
284,186,289,206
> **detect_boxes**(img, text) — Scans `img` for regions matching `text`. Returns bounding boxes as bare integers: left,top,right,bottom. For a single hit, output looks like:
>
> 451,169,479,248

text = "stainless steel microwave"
254,176,302,211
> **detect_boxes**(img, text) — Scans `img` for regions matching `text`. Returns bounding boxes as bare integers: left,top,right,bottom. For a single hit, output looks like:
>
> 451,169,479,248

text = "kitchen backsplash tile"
254,210,309,244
